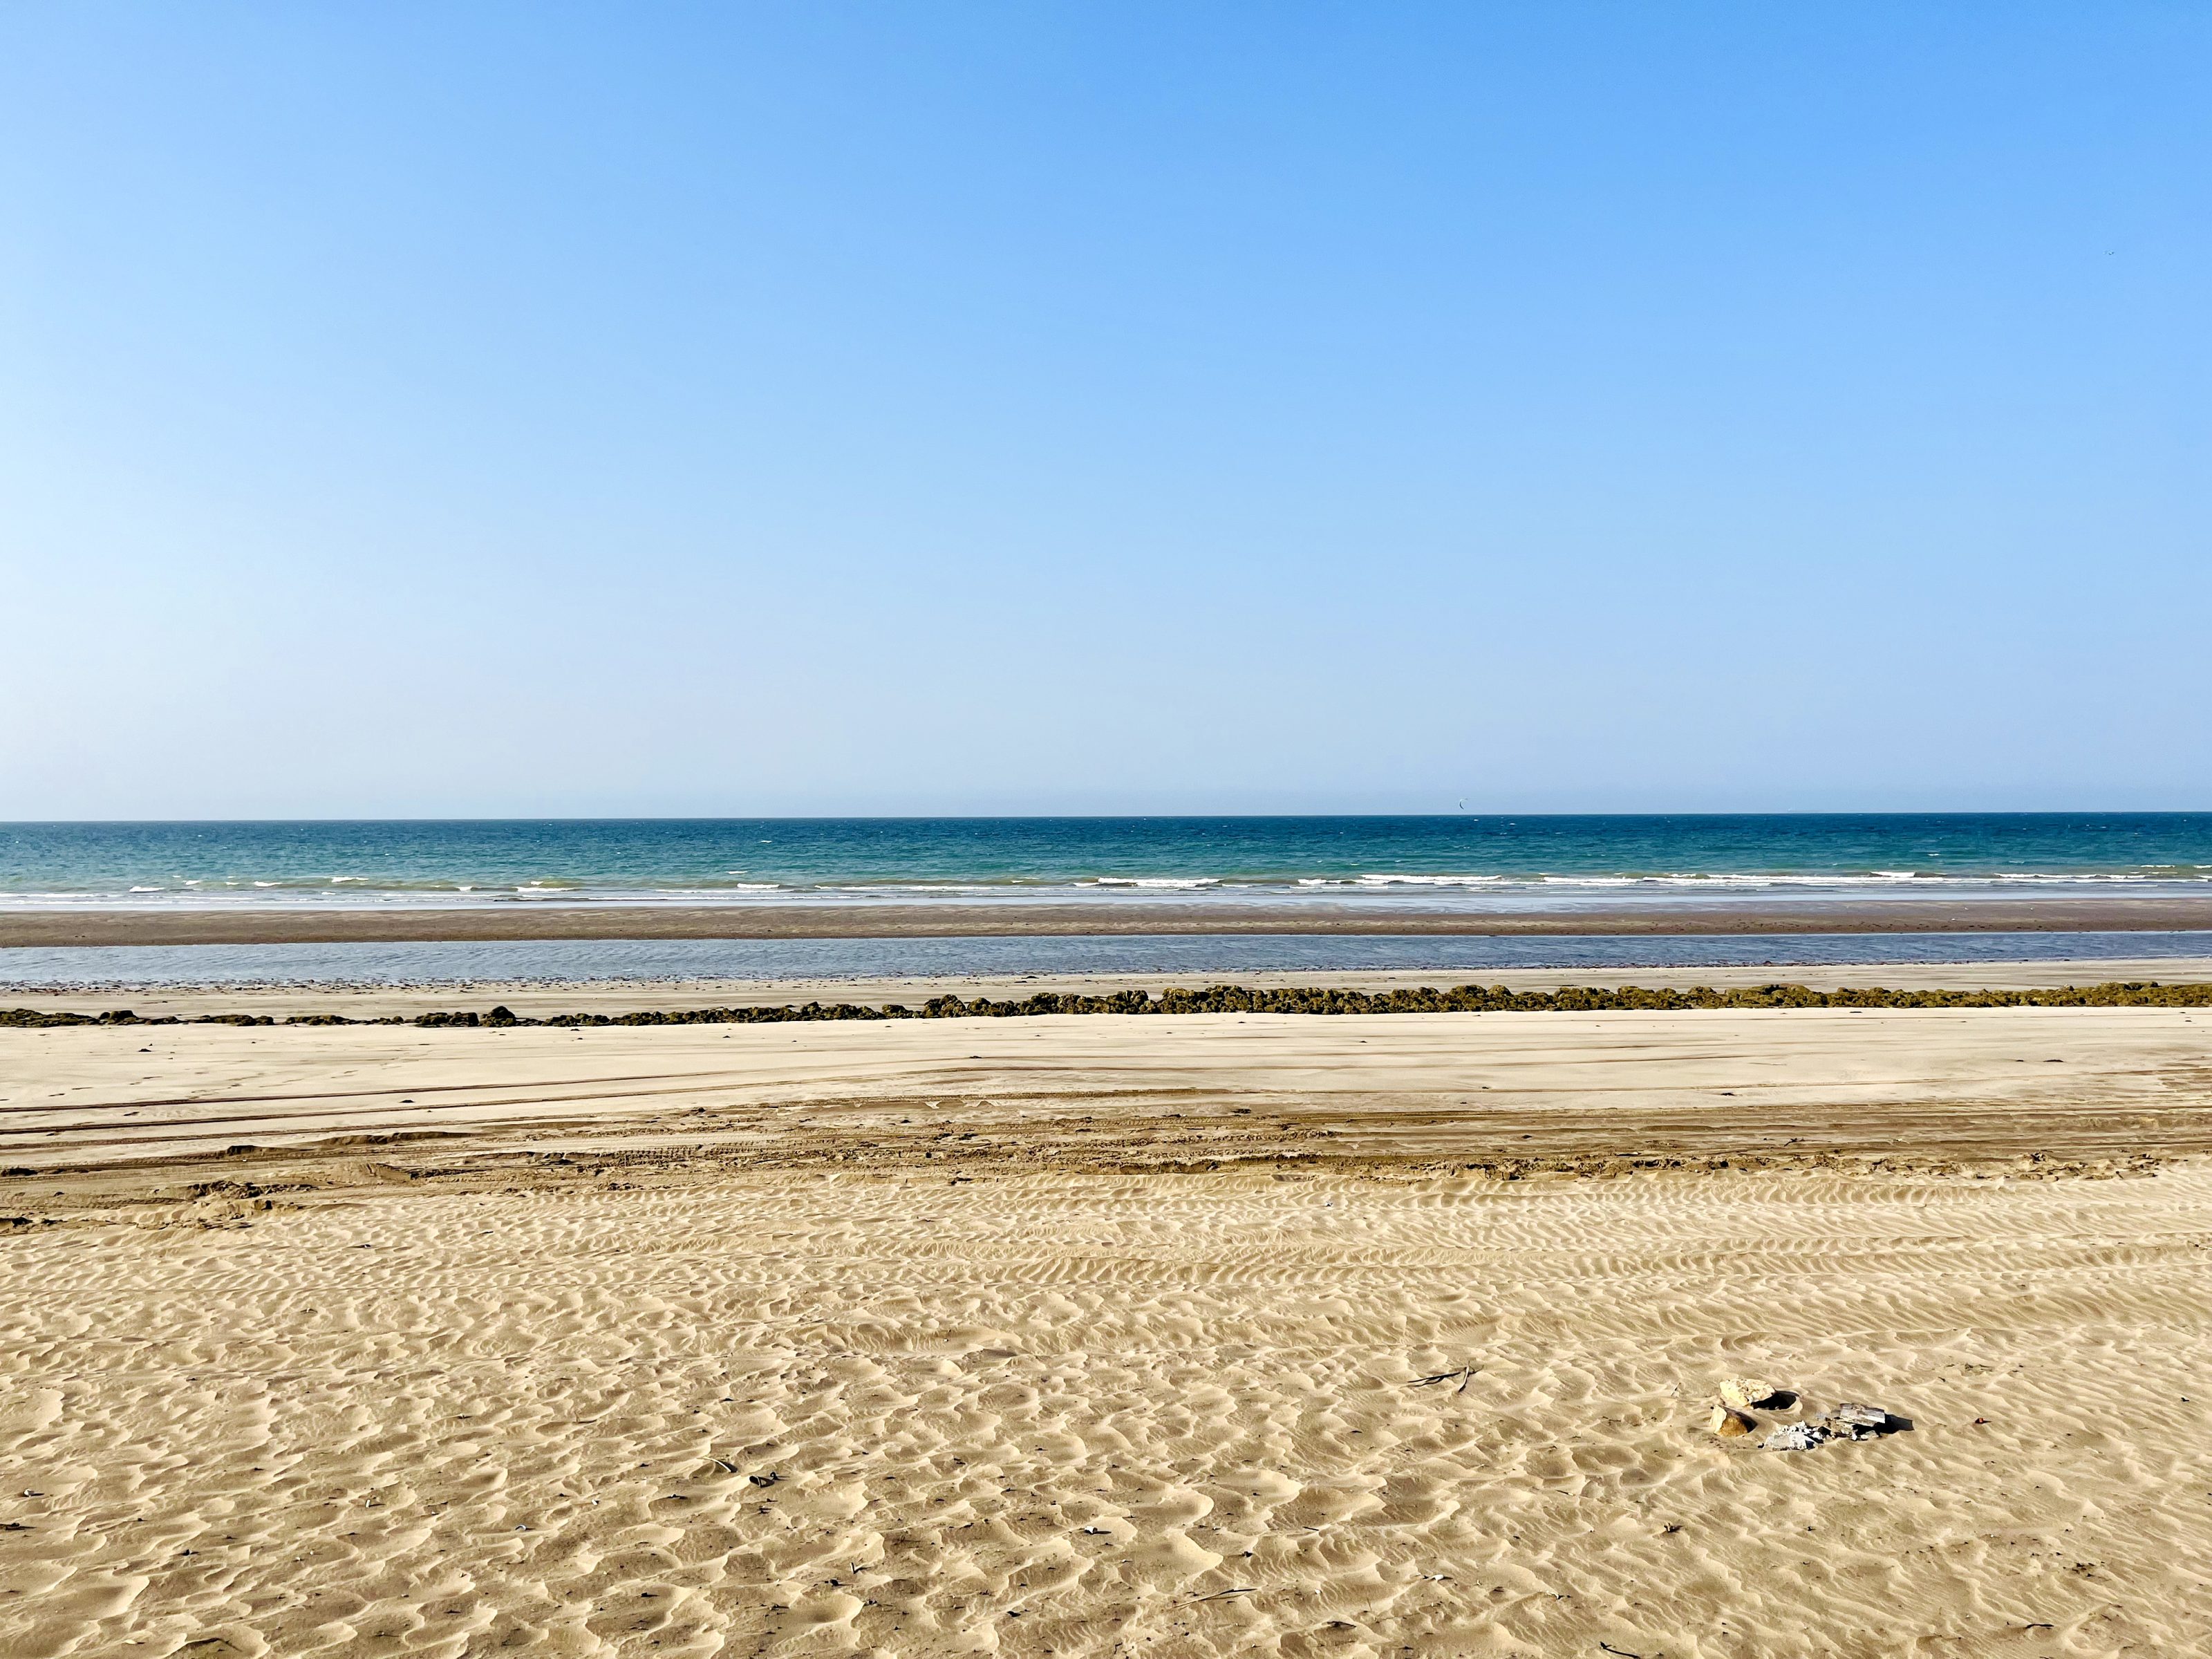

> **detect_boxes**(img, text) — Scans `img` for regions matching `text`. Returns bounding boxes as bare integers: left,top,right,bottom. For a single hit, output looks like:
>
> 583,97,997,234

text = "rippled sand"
3,1006,2211,1655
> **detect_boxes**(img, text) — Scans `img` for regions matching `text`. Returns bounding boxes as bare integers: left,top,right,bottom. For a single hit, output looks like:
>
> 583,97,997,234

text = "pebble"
1720,1377,1781,1409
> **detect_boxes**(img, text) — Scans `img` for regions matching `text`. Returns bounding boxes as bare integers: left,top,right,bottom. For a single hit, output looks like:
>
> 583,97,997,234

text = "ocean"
5,814,2210,912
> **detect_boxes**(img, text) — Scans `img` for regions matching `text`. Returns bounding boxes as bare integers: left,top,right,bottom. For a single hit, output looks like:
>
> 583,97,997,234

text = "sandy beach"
10,894,2212,948
5,977,2211,1654
16,0,2209,1647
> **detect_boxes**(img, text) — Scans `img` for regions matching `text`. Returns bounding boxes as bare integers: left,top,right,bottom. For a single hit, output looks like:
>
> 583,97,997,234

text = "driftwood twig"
1409,1364,1479,1394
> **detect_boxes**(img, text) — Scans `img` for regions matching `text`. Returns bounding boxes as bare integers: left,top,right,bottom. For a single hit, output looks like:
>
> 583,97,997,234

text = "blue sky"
3,3,2206,816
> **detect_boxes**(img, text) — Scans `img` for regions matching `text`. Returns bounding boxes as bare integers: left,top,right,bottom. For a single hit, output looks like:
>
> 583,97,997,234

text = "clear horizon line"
8,807,2212,828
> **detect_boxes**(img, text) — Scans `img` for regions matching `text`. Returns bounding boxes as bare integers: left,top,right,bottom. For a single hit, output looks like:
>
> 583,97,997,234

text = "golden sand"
3,999,2210,1654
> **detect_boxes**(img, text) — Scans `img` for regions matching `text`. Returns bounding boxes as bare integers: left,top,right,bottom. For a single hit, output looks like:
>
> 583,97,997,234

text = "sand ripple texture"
3,1161,2211,1658
5,1007,2212,1656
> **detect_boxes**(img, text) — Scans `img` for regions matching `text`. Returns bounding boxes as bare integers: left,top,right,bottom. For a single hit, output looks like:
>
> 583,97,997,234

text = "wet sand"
5,999,2211,1653
8,953,2212,1024
9,894,2212,947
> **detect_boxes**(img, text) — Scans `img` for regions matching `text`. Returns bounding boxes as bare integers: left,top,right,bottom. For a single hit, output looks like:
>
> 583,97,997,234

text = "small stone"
1720,1377,1781,1409
1708,1406,1756,1438
1763,1422,1835,1452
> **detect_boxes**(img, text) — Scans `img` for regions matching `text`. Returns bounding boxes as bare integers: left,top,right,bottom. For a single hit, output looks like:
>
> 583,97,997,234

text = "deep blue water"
3,814,2209,911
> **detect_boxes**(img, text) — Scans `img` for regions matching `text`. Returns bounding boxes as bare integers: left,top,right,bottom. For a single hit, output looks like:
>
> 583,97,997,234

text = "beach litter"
1830,1401,1896,1434
1763,1401,1909,1450
1701,1376,1910,1449
1763,1422,1835,1452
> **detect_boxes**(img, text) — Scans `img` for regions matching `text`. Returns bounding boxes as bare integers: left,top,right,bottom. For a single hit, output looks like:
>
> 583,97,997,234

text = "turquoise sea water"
4,815,2211,911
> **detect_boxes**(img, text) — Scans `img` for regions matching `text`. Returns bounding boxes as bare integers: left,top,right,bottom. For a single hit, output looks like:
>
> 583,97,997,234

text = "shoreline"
10,954,2209,1020
10,895,2212,947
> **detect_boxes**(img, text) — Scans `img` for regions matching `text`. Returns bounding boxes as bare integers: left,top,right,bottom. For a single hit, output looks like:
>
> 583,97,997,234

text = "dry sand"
4,998,2211,1655
9,894,2212,946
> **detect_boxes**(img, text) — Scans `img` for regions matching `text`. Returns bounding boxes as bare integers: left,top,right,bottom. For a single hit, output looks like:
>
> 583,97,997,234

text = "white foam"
1352,874,1510,888
1084,877,1222,890
1991,872,2157,883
